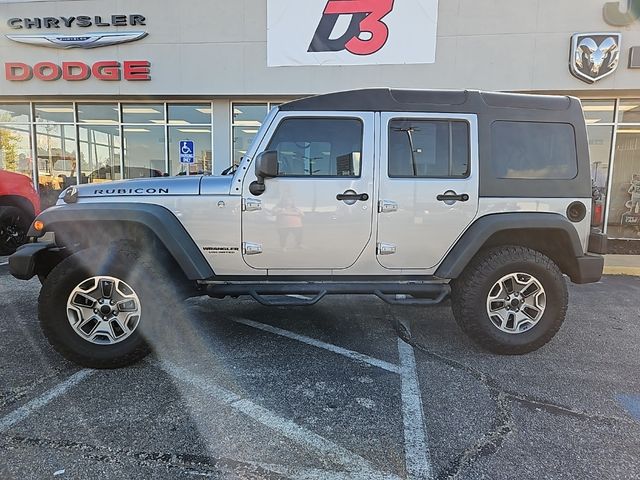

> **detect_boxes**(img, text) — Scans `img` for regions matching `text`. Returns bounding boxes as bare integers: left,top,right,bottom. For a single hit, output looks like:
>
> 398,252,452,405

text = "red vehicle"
0,170,41,255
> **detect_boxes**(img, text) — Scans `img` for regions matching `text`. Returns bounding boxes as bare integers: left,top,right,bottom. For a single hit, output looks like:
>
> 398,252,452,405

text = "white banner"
267,0,439,67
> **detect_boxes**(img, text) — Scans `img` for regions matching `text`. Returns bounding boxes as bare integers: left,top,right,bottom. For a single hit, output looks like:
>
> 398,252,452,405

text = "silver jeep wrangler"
10,89,606,368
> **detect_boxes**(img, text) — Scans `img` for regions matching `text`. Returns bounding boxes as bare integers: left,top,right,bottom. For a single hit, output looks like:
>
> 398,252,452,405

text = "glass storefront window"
587,126,614,229
233,104,268,126
168,127,212,175
607,128,640,239
121,104,164,124
582,99,615,124
618,99,640,124
231,102,280,165
79,125,121,183
122,126,166,178
35,123,77,207
77,103,119,124
0,104,30,123
35,103,74,123
0,124,32,176
168,104,211,125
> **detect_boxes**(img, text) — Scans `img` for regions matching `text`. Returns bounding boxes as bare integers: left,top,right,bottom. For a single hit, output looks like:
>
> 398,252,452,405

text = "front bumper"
9,242,54,280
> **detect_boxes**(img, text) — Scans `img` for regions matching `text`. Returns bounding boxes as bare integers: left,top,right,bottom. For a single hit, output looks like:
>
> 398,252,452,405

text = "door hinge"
242,198,262,212
377,242,397,255
378,200,398,213
242,242,263,255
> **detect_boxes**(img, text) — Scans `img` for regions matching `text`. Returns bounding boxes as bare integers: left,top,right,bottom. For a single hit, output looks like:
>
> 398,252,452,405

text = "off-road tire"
39,245,178,368
451,246,568,355
0,206,31,255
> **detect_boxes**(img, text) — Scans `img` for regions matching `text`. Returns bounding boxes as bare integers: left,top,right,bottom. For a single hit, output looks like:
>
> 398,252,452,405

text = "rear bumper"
571,254,605,284
8,242,54,280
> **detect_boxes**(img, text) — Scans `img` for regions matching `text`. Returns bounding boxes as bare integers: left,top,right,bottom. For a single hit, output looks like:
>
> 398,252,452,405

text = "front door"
376,113,479,270
242,112,375,270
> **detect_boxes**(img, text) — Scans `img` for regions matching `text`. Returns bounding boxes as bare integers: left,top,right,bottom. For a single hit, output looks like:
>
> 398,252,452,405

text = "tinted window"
492,122,578,179
388,120,469,178
267,118,363,177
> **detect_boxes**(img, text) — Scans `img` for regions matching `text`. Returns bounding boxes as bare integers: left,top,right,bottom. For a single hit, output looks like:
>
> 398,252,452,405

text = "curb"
603,267,640,277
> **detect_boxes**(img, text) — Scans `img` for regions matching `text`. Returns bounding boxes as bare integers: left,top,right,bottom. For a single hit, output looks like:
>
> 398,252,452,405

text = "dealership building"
1,0,640,251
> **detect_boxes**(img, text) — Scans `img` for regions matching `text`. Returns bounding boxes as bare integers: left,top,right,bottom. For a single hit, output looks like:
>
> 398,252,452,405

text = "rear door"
376,112,479,269
242,112,375,270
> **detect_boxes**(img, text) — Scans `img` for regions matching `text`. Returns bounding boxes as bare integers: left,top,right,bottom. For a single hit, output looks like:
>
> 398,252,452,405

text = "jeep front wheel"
38,246,176,368
451,246,568,354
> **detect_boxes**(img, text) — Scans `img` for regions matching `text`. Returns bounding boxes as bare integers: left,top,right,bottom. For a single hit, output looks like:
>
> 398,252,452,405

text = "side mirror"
255,150,279,178
250,150,279,196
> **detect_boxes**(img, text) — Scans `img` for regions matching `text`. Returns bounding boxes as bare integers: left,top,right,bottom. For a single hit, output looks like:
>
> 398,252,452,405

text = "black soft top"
279,89,590,199
279,89,577,114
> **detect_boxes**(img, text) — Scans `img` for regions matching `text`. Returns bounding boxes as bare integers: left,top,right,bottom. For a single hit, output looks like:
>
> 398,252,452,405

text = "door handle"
336,191,369,202
437,191,469,203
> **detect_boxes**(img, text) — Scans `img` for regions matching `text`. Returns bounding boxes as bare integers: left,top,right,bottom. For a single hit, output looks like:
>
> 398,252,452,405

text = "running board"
206,282,450,307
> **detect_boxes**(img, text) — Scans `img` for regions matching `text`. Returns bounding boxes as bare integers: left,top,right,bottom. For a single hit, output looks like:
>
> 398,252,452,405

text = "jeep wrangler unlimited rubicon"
9,89,606,368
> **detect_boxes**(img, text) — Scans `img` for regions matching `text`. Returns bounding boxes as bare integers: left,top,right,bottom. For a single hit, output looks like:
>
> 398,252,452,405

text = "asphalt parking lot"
1,258,639,480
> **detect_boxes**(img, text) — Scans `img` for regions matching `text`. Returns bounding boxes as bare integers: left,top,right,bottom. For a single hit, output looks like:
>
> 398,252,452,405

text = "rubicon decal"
268,0,438,67
308,0,395,56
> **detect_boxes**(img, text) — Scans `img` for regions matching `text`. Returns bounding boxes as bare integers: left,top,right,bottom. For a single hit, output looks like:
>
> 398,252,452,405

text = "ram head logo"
570,33,621,84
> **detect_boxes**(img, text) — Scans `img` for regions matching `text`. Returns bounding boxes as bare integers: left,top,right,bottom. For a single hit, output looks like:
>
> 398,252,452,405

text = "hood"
68,176,203,200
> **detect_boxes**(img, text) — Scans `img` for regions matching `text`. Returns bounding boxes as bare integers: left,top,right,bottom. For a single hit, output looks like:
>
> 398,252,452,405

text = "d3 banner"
267,0,439,67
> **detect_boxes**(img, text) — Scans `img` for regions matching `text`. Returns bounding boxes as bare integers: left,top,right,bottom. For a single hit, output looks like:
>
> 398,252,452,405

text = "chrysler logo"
570,33,622,83
6,31,147,49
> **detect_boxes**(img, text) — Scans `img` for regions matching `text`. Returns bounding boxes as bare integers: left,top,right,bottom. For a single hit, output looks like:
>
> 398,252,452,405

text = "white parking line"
231,317,400,374
398,339,433,480
0,369,95,433
159,360,400,480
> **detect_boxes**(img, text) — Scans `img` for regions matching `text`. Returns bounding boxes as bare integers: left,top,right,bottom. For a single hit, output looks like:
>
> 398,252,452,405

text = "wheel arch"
29,203,214,282
0,195,36,219
435,212,585,282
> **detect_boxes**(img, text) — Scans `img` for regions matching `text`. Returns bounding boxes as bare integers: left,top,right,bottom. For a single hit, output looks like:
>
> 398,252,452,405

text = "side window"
388,119,469,178
492,121,578,179
266,118,363,177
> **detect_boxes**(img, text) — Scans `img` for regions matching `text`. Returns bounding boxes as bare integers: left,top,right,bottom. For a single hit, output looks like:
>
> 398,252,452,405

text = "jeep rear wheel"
0,206,31,255
39,245,177,368
451,246,568,355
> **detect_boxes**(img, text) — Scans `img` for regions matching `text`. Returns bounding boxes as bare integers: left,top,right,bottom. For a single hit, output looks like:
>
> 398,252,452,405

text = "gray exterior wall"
0,0,639,97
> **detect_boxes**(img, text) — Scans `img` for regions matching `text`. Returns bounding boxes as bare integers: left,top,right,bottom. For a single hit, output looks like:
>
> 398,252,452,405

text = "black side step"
206,282,450,307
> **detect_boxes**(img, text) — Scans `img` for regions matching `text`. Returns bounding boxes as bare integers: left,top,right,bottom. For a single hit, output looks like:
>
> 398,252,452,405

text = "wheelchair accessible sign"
179,140,195,164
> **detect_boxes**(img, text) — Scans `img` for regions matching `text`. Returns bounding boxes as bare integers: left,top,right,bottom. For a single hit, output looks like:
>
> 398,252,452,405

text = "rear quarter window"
491,121,578,180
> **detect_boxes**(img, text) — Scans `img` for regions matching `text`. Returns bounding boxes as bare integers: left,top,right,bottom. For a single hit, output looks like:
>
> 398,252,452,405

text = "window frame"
386,117,471,180
265,116,365,179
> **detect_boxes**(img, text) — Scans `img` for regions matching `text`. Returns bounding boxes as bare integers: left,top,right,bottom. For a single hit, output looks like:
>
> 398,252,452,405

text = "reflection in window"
122,126,166,178
232,102,280,166
121,104,164,124
168,127,212,175
77,103,118,124
618,99,640,124
0,125,32,176
607,128,640,239
587,126,614,229
581,99,615,124
79,125,121,184
0,104,30,123
35,103,74,123
266,118,363,177
168,104,211,125
388,120,469,178
35,124,77,207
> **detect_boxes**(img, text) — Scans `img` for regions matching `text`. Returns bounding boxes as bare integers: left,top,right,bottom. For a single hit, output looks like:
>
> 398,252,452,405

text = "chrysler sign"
268,0,439,67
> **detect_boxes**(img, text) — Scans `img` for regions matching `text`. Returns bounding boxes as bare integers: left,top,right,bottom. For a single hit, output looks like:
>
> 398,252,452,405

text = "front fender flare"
29,203,214,281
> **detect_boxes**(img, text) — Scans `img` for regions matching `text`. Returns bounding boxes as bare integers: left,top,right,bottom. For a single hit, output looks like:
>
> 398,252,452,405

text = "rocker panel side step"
206,282,450,306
